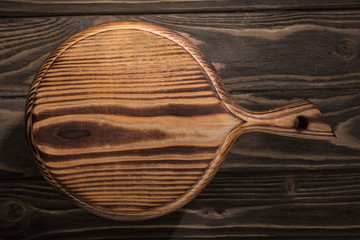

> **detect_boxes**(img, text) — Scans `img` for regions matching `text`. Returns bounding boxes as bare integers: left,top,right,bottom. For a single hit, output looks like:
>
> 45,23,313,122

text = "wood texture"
25,21,335,220
3,11,360,97
1,0,360,17
25,21,244,220
2,90,360,239
1,8,360,240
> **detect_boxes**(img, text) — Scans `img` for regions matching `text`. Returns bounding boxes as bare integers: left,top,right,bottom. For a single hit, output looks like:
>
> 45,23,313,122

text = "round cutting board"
26,20,335,220
26,21,244,220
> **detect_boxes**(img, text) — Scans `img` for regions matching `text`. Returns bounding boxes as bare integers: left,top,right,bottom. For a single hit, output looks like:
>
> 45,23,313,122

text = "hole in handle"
294,116,309,130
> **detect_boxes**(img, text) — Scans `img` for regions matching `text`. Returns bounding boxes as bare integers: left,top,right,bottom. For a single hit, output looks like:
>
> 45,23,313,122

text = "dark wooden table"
1,1,360,239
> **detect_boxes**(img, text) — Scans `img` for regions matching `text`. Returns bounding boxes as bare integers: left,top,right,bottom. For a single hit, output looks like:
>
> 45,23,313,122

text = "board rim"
25,20,241,220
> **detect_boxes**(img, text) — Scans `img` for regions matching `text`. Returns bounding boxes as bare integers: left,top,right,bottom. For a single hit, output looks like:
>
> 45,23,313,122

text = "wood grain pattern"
1,7,360,239
1,89,359,238
25,21,244,220
1,0,360,17
3,11,360,97
25,20,335,220
2,169,360,239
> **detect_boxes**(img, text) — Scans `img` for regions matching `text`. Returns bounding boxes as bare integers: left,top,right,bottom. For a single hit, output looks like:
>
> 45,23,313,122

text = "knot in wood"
285,180,296,195
336,39,357,59
0,200,26,227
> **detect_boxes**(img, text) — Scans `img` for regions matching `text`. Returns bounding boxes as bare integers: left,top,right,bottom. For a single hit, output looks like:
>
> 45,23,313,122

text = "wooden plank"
2,11,360,97
1,0,360,17
2,170,360,239
0,98,41,179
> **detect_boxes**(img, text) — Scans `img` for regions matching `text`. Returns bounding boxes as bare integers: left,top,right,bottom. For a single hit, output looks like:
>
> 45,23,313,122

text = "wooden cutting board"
25,20,335,220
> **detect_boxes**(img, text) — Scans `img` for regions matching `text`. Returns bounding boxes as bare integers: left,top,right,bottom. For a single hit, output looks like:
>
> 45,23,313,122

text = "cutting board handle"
232,100,336,140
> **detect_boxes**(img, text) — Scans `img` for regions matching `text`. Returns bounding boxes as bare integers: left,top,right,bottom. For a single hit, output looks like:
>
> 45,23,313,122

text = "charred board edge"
25,20,241,220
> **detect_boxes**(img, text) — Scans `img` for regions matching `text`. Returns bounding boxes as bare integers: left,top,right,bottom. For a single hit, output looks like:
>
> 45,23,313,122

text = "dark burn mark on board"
35,85,214,99
42,67,202,78
48,159,212,171
41,72,206,82
57,129,91,140
71,182,196,189
33,120,169,149
38,77,208,88
33,93,219,107
51,168,204,180
39,146,219,162
33,102,227,121
56,175,204,187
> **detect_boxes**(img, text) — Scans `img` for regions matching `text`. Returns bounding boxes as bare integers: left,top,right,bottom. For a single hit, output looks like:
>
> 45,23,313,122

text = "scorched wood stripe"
26,20,335,220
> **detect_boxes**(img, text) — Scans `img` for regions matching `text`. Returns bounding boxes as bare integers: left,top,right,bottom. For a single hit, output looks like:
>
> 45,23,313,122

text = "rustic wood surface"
2,0,360,17
25,20,335,221
25,20,245,220
1,5,360,240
